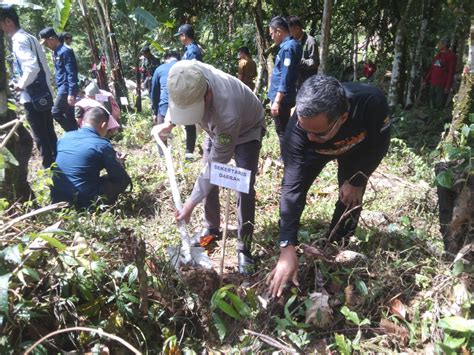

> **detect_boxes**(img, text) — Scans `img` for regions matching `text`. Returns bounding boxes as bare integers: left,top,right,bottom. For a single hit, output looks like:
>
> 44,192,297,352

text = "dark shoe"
191,228,221,247
238,250,255,275
184,153,196,161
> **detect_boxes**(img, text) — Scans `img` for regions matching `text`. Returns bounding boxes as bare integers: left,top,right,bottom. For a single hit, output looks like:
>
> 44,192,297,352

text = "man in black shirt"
267,75,391,297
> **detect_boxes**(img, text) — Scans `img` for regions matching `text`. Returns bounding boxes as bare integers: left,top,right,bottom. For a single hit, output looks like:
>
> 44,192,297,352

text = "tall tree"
77,0,108,89
405,0,430,108
319,0,333,74
0,18,33,201
388,0,414,108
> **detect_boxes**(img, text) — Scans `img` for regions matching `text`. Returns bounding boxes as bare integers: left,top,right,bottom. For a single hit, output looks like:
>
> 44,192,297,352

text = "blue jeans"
52,94,78,132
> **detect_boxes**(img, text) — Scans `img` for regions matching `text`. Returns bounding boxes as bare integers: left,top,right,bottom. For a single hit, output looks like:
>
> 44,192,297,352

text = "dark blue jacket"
53,43,79,96
151,59,178,117
51,126,130,208
268,36,302,105
183,42,203,61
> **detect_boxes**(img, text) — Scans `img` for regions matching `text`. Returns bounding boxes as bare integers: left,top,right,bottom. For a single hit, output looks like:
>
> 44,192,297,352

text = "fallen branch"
244,329,299,353
0,118,24,149
0,202,68,234
24,326,142,354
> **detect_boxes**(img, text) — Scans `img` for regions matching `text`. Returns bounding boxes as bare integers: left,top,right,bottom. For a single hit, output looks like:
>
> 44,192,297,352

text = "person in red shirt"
363,60,376,80
424,37,456,109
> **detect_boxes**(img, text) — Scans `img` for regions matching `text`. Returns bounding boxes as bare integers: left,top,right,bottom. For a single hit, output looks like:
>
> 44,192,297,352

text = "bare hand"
175,199,197,224
116,152,127,166
67,95,76,106
339,181,364,208
151,122,174,140
270,101,280,117
266,245,299,298
12,83,21,92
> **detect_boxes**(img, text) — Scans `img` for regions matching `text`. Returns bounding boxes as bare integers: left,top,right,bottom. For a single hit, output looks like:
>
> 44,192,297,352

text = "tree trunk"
405,0,429,108
93,0,113,73
0,31,33,202
451,4,471,94
388,0,414,108
319,0,333,75
253,0,269,96
78,0,108,89
352,27,358,81
436,17,474,258
97,0,128,105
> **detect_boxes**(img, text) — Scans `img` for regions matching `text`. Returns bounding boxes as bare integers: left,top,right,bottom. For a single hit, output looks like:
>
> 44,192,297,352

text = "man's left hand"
270,101,280,117
175,199,197,224
339,181,364,208
116,152,127,166
67,95,76,106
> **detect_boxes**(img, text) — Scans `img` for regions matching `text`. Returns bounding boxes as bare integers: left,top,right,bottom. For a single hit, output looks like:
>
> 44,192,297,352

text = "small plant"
334,306,371,353
437,316,474,354
210,284,253,341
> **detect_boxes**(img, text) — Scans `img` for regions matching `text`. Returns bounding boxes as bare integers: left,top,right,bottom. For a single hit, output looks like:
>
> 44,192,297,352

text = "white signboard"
95,94,109,102
120,97,129,105
210,162,251,194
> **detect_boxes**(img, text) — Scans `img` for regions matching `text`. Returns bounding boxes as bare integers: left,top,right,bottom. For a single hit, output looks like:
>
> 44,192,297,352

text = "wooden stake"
219,188,232,285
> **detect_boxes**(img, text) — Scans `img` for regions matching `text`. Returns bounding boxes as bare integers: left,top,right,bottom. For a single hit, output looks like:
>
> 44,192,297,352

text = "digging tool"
151,129,212,269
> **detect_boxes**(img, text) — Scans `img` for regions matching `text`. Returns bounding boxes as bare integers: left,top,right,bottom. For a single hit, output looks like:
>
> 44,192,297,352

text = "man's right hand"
266,245,299,298
151,122,174,140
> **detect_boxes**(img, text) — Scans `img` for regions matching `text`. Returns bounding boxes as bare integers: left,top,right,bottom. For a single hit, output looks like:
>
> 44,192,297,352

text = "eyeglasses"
296,117,341,139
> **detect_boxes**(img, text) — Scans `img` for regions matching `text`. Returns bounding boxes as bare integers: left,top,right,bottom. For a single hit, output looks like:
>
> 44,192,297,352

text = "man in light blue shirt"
150,51,180,125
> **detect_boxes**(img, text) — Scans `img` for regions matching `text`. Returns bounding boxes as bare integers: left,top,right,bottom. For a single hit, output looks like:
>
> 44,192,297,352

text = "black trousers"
52,94,78,132
185,125,196,154
24,102,58,168
203,137,261,252
272,102,292,154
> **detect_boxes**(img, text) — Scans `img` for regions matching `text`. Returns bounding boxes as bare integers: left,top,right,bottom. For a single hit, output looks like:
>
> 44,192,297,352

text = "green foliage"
340,306,371,327
0,147,19,183
211,284,254,340
54,0,72,32
30,166,54,207
437,316,474,353
132,7,160,30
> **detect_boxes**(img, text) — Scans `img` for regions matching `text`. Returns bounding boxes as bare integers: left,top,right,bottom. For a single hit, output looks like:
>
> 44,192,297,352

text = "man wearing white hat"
152,60,265,274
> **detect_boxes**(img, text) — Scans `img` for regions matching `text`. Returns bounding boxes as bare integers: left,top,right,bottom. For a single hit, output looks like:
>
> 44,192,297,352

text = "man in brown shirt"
237,46,257,91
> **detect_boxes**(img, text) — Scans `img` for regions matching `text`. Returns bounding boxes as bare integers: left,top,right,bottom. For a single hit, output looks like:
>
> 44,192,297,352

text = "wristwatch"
279,240,293,248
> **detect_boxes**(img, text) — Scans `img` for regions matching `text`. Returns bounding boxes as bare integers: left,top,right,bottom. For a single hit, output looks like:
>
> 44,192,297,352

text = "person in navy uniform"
51,107,131,209
267,75,391,297
176,24,203,61
267,16,302,155
175,23,203,160
39,27,79,132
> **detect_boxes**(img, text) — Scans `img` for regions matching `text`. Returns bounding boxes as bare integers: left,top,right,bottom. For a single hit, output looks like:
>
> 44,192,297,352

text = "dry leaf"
389,298,407,320
302,244,331,262
305,291,333,328
345,285,354,306
380,318,409,346
454,243,473,263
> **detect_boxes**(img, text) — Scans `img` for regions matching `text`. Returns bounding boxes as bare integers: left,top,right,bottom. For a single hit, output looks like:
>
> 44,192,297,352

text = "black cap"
140,46,151,54
38,27,58,44
174,24,194,38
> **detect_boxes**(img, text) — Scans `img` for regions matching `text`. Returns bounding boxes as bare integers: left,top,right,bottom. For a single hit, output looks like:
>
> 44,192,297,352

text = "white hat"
167,61,207,126
85,82,100,97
